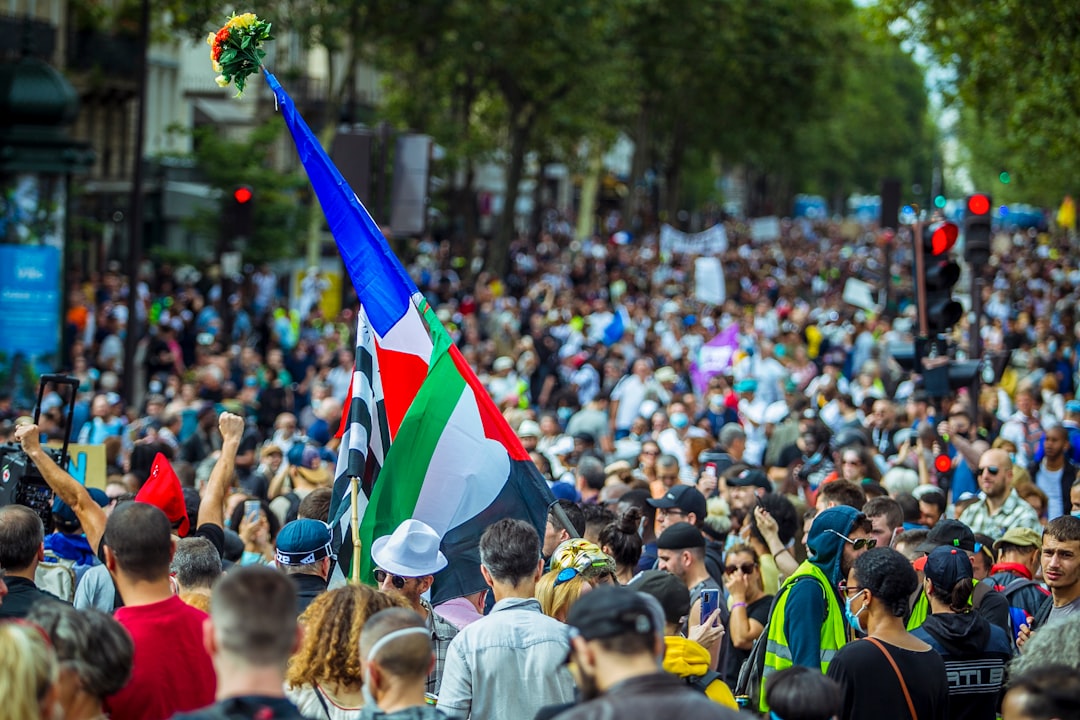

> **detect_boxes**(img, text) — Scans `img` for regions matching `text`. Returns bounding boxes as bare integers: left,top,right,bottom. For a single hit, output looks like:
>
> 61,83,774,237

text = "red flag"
136,453,190,536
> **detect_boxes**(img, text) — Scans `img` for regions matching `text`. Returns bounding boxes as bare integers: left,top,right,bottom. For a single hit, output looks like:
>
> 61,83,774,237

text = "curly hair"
853,547,919,618
286,585,407,689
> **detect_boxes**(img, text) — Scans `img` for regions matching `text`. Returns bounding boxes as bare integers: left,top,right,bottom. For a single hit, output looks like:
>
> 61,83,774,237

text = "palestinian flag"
266,69,554,603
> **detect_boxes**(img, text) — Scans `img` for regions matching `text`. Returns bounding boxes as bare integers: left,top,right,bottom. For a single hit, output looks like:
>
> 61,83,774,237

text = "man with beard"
553,585,740,720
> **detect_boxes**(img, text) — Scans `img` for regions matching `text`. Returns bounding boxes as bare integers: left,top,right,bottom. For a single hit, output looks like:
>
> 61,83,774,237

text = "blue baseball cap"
52,488,110,529
275,519,334,566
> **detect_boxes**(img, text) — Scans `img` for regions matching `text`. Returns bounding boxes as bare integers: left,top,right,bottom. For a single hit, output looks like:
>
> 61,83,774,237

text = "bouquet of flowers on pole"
207,13,273,96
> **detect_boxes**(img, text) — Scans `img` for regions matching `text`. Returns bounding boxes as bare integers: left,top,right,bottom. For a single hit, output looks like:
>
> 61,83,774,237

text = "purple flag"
690,323,740,394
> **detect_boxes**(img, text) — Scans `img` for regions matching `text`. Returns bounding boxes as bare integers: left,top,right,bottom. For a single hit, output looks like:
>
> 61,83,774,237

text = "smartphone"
704,462,717,480
700,588,720,626
244,500,261,525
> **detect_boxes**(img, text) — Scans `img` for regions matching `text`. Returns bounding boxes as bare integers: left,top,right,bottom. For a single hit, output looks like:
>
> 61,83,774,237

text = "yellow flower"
206,31,215,46
215,75,229,87
213,60,222,73
228,12,257,29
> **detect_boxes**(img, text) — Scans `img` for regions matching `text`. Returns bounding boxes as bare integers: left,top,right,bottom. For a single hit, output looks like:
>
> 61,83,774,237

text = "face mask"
670,412,689,429
844,591,867,634
1072,512,1080,520
557,407,573,424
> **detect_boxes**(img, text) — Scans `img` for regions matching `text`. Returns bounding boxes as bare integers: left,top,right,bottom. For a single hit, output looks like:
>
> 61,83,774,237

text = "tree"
875,0,1080,202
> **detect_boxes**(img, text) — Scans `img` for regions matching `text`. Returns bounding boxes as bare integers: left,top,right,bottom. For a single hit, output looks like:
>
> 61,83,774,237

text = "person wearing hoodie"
631,570,738,709
758,505,875,712
912,546,1012,720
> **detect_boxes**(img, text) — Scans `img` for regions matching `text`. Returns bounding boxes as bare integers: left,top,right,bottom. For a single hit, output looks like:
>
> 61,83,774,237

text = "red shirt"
107,595,217,720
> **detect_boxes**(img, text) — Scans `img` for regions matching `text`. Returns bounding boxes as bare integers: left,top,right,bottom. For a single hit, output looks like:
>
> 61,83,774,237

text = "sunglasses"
979,466,1000,475
374,569,410,589
825,528,877,551
724,562,756,575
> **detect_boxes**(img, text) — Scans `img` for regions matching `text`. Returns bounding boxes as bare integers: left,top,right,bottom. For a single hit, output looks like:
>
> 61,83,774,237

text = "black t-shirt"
827,639,950,720
723,594,773,684
173,695,306,719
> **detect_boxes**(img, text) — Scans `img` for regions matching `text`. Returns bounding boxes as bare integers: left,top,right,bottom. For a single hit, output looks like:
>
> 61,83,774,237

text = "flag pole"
349,475,362,585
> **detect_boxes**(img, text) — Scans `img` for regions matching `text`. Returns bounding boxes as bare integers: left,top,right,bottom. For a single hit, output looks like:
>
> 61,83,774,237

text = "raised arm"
15,423,108,552
198,412,245,530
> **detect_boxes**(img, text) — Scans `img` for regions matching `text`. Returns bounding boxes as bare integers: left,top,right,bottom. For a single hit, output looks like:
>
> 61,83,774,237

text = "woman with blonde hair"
286,584,406,718
0,619,60,720
537,538,618,620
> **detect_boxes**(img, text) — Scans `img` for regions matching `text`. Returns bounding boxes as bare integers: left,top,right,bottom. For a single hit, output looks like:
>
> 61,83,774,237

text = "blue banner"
0,245,61,357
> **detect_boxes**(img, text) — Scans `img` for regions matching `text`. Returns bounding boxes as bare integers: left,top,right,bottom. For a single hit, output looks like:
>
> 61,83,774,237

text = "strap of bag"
865,637,917,720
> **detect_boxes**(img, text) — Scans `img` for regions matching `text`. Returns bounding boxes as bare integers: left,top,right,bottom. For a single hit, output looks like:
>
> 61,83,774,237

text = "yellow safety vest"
907,590,929,630
760,562,847,712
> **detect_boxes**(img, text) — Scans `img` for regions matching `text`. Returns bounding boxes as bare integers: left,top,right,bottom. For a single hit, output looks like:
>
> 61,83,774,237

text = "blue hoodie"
783,505,861,668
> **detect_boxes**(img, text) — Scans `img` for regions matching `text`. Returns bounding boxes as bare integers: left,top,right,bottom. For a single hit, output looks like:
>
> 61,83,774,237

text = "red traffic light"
967,194,990,216
928,222,958,255
233,186,253,204
934,454,952,474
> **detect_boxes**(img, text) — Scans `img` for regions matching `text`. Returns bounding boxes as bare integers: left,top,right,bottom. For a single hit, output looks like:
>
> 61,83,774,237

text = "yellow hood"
663,635,711,677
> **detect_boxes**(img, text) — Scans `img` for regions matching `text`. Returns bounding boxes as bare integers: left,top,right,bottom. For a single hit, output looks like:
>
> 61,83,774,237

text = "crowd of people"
0,215,1079,719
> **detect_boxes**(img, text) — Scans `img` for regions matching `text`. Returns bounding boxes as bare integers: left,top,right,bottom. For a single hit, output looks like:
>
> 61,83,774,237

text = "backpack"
282,492,302,524
735,575,828,708
35,552,76,603
686,668,724,695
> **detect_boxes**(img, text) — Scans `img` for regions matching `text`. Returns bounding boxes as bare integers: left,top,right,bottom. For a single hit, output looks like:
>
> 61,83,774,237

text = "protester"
1020,515,1080,643
1001,665,1080,720
758,505,874,711
764,666,843,720
99,502,216,719
912,546,1012,720
286,585,405,718
960,448,1043,538
370,519,459,695
0,504,66,618
598,506,644,584
630,569,736,707
171,536,223,612
173,566,304,719
990,527,1051,621
437,518,575,719
722,543,773,684
656,522,725,629
826,547,950,720
0,618,60,720
27,603,134,720
543,500,586,563
275,519,334,614
359,608,452,719
554,584,741,719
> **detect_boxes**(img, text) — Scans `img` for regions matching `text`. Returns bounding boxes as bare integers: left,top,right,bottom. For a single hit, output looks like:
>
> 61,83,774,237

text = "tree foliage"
876,0,1080,202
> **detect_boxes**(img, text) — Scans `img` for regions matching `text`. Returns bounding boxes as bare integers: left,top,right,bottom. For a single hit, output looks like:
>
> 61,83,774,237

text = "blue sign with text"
0,245,60,357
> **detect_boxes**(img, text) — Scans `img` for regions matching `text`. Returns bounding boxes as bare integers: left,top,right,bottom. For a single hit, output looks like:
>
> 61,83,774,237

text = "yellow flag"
1058,196,1076,230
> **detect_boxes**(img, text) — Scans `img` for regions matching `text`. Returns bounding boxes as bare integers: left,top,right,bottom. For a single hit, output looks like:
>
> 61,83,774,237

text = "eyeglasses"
374,569,410,589
841,458,862,466
658,508,686,517
641,450,660,456
979,466,1000,475
838,582,866,596
724,562,757,575
825,529,877,551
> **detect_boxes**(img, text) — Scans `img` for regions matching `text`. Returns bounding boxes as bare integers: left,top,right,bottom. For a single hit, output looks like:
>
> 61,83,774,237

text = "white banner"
842,277,877,311
750,216,781,243
660,223,728,255
694,256,725,306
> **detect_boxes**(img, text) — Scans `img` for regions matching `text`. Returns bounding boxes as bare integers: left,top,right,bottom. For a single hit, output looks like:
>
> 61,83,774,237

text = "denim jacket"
435,597,575,719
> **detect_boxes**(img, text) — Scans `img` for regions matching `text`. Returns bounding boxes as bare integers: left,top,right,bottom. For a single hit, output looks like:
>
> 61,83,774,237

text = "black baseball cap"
566,585,658,641
656,521,706,550
648,485,707,521
916,518,977,554
726,466,771,492
631,570,690,625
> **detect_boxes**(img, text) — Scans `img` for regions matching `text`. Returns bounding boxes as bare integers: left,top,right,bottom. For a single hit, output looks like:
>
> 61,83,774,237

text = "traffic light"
921,220,962,335
964,193,992,266
225,185,254,241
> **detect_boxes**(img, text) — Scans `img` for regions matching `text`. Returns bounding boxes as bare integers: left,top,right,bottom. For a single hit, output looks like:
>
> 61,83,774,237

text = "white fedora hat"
370,518,448,577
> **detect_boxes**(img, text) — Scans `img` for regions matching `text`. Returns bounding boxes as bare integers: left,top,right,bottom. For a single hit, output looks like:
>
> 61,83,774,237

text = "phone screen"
244,500,261,525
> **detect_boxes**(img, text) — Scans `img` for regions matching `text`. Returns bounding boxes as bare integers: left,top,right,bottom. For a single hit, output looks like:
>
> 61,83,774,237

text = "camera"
0,374,80,533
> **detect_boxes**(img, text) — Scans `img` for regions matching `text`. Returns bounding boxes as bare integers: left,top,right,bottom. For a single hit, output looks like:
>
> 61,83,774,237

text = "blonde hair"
0,621,58,720
286,585,406,689
535,567,590,621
